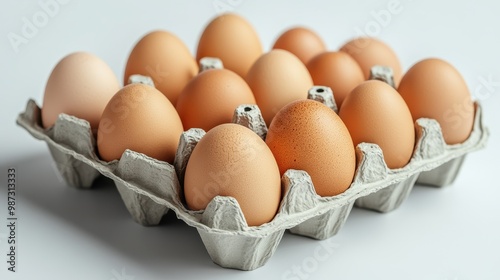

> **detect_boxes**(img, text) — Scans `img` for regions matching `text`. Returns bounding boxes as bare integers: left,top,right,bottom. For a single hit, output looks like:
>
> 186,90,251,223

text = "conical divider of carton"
113,149,177,226
352,116,446,213
50,113,101,188
196,195,285,271
285,171,354,240
17,99,101,188
343,140,416,214
415,103,486,187
354,174,418,213
413,102,487,187
416,156,466,187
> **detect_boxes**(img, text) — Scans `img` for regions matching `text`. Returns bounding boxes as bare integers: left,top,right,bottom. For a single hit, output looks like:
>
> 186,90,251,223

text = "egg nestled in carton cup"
17,15,489,271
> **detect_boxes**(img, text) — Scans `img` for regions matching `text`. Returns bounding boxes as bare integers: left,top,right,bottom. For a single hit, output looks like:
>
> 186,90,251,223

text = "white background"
1,0,499,279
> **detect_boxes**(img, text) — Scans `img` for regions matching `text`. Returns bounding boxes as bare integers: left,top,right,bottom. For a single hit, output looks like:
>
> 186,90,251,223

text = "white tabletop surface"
1,1,499,279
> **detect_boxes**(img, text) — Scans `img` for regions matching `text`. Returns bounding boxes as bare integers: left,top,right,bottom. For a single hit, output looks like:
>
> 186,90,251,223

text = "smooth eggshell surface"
398,58,474,145
246,49,313,126
339,80,415,169
41,52,120,133
97,83,183,163
306,51,365,108
184,123,281,227
272,27,326,65
340,37,403,87
176,69,256,132
266,99,356,197
196,13,262,78
124,30,198,106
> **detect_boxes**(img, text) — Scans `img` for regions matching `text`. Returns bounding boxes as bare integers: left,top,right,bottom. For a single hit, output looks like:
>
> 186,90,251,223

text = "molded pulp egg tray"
17,84,489,271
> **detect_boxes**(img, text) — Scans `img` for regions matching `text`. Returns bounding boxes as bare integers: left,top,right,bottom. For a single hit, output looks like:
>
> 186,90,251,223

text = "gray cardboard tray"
16,90,488,270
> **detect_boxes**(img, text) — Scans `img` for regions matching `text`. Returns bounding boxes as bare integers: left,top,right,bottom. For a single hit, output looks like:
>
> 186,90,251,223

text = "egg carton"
16,86,488,270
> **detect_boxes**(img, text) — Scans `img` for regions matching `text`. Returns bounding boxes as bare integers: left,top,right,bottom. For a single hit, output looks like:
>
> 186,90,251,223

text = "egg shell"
272,27,326,65
97,83,183,163
246,49,313,126
196,13,262,78
124,30,198,106
176,68,256,132
306,51,365,108
266,99,356,196
339,80,415,169
340,37,403,87
41,52,120,133
184,123,281,227
398,58,474,145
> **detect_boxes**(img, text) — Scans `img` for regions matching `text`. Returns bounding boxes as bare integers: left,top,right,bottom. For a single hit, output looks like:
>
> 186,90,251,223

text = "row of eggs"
40,13,474,226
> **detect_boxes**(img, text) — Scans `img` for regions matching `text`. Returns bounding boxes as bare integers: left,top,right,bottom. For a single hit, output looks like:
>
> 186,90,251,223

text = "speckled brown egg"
340,37,402,86
266,99,356,196
196,13,262,78
124,30,198,106
306,51,365,108
339,80,415,169
398,58,474,145
246,49,313,126
272,27,326,65
97,83,183,163
184,123,281,227
176,68,256,132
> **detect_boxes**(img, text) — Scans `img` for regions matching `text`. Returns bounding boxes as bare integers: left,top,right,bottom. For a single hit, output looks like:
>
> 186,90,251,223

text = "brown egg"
340,37,402,86
176,68,256,131
339,80,415,169
246,49,313,126
124,30,198,106
41,52,120,133
398,58,474,145
266,99,356,196
272,27,326,65
97,83,183,163
184,123,281,227
196,13,262,78
306,51,365,108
